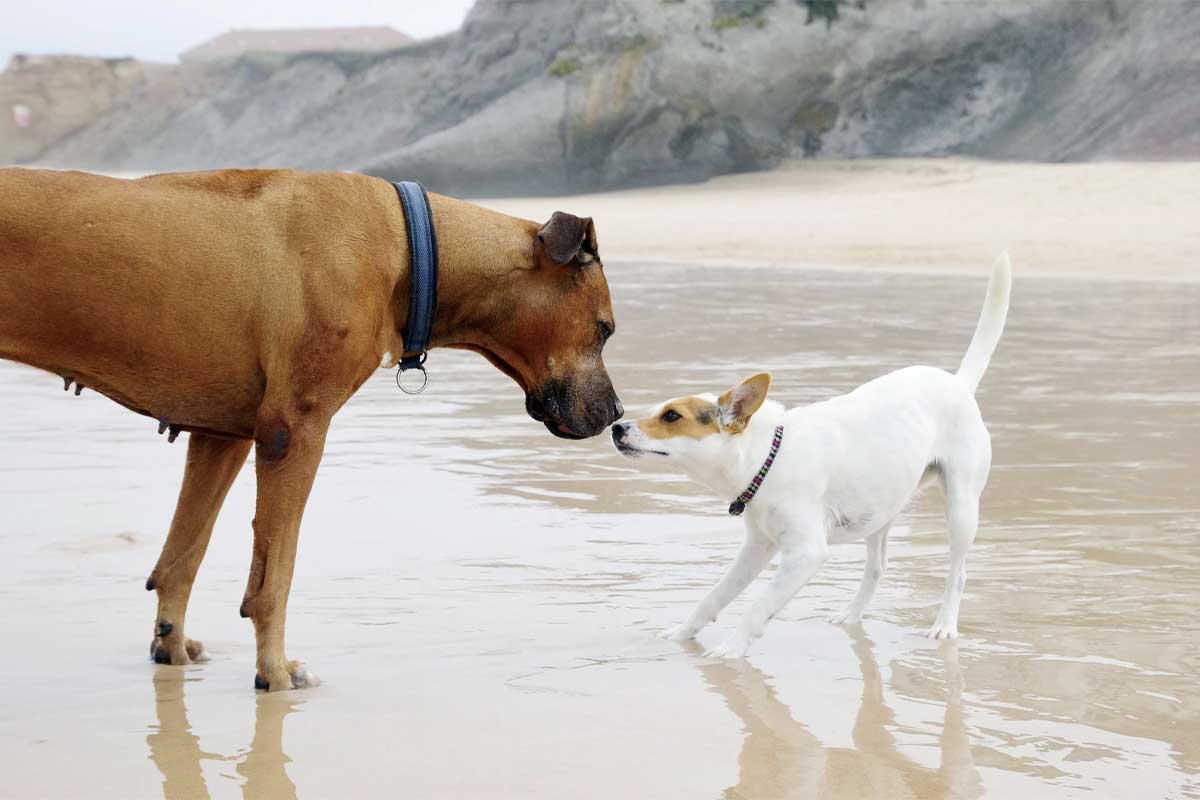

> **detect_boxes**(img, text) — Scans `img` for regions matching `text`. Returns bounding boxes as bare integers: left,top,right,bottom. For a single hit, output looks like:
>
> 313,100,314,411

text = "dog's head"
450,210,622,440
611,373,772,463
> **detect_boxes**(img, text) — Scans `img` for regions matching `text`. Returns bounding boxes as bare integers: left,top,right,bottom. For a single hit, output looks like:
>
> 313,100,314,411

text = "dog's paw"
925,623,959,640
703,636,752,660
150,635,209,665
255,660,321,692
828,609,863,626
289,663,320,689
659,623,701,641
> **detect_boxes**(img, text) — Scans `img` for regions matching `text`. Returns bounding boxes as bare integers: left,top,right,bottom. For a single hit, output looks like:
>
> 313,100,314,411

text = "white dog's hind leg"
661,526,778,641
829,522,892,625
706,518,829,658
927,486,980,639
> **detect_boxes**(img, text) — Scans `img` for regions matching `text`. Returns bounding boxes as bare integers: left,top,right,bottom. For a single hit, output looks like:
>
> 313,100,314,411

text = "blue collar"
391,180,439,392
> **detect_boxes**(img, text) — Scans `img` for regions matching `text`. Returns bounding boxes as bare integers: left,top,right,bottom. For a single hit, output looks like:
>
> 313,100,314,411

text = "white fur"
616,254,1012,657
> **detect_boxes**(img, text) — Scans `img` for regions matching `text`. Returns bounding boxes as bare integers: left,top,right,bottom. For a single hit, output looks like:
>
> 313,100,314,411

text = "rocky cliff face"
0,55,200,164
3,0,1198,195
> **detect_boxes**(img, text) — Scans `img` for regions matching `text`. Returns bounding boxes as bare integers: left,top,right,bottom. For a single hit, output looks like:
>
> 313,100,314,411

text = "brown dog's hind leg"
240,414,329,691
148,433,252,665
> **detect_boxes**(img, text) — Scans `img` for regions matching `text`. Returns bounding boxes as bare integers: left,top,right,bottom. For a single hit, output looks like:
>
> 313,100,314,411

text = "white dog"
611,254,1011,657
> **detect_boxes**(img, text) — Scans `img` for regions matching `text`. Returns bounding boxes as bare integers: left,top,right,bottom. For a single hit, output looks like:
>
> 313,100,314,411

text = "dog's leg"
660,524,778,641
706,515,828,659
829,522,892,625
147,433,252,665
927,486,980,639
239,414,329,691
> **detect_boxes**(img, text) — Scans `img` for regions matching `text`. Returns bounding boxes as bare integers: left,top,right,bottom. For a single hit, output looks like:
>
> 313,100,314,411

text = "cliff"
3,0,1198,195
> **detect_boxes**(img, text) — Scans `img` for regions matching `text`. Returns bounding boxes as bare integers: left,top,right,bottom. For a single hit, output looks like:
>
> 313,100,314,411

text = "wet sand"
1,263,1196,798
485,159,1200,281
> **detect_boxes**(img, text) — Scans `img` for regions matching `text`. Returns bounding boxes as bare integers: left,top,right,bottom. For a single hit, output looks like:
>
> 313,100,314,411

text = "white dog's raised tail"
957,252,1012,394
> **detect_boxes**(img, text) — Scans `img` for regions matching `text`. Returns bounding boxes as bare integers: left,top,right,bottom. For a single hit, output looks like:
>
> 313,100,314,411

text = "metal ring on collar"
396,352,429,394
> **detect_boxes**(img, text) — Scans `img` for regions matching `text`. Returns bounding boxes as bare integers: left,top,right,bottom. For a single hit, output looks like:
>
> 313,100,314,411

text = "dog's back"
783,366,976,536
782,254,1012,536
0,168,403,435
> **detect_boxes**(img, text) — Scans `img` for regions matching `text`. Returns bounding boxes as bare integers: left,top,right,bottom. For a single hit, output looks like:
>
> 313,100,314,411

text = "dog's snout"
525,393,546,422
611,422,629,443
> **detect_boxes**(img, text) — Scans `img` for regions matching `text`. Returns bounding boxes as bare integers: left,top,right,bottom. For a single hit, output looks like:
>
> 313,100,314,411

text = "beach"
0,161,1198,798
487,159,1200,281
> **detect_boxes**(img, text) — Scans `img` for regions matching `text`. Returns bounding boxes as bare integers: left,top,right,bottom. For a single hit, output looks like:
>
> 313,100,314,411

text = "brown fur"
638,396,721,440
0,167,620,690
634,373,771,440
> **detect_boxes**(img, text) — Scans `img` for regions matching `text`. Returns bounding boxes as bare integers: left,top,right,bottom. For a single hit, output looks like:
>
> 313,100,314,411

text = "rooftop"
180,26,413,63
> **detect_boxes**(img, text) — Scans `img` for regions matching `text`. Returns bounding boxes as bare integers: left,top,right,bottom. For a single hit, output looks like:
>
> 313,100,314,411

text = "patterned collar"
728,425,784,516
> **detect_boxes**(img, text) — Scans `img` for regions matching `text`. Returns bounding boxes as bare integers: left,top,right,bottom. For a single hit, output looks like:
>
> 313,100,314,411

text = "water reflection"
148,670,300,799
236,694,299,800
691,630,982,800
147,672,225,799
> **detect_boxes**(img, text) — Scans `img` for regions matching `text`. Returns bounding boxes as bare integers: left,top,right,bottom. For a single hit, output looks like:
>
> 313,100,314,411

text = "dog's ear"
537,212,598,265
718,373,771,434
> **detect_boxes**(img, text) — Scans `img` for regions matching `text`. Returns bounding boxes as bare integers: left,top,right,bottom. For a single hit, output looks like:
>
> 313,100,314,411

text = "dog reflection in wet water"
612,255,1011,658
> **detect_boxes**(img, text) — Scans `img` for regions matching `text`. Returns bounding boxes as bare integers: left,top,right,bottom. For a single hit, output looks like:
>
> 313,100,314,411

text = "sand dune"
486,159,1200,281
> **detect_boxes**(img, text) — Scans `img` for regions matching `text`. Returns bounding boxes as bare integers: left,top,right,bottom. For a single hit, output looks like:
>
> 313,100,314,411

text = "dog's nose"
611,422,628,444
611,397,624,421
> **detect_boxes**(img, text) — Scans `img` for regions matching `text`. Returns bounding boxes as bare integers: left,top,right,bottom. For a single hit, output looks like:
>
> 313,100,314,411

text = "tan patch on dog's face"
636,396,721,440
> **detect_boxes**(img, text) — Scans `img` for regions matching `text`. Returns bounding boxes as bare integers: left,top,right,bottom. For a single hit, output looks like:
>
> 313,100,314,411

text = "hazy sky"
1,0,477,66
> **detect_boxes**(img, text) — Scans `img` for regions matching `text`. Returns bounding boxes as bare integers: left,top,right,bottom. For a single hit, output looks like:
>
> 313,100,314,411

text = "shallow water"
0,264,1197,799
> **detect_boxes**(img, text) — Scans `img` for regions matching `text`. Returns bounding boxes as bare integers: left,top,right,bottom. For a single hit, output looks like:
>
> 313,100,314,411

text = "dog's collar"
391,180,439,394
728,425,784,516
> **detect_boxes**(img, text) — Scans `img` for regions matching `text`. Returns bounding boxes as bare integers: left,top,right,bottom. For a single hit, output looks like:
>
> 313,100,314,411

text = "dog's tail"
956,252,1012,394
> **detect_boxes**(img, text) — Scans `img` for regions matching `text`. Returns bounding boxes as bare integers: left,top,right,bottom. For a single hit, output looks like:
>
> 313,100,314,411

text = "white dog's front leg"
706,523,829,659
661,525,778,641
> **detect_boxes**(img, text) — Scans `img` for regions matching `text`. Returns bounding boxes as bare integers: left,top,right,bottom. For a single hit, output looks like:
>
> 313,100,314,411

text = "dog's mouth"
547,420,589,440
615,441,667,457
456,344,591,440
526,392,592,440
615,441,643,457
455,343,616,440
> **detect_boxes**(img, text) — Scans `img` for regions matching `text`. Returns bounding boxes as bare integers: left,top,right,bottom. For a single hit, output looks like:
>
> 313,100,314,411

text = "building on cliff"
180,27,412,63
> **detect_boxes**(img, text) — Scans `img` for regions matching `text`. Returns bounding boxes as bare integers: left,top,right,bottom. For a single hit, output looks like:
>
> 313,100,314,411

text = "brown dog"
0,167,622,690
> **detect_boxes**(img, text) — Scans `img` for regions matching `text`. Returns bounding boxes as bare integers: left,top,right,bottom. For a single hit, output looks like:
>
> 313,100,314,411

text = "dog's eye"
662,409,681,423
